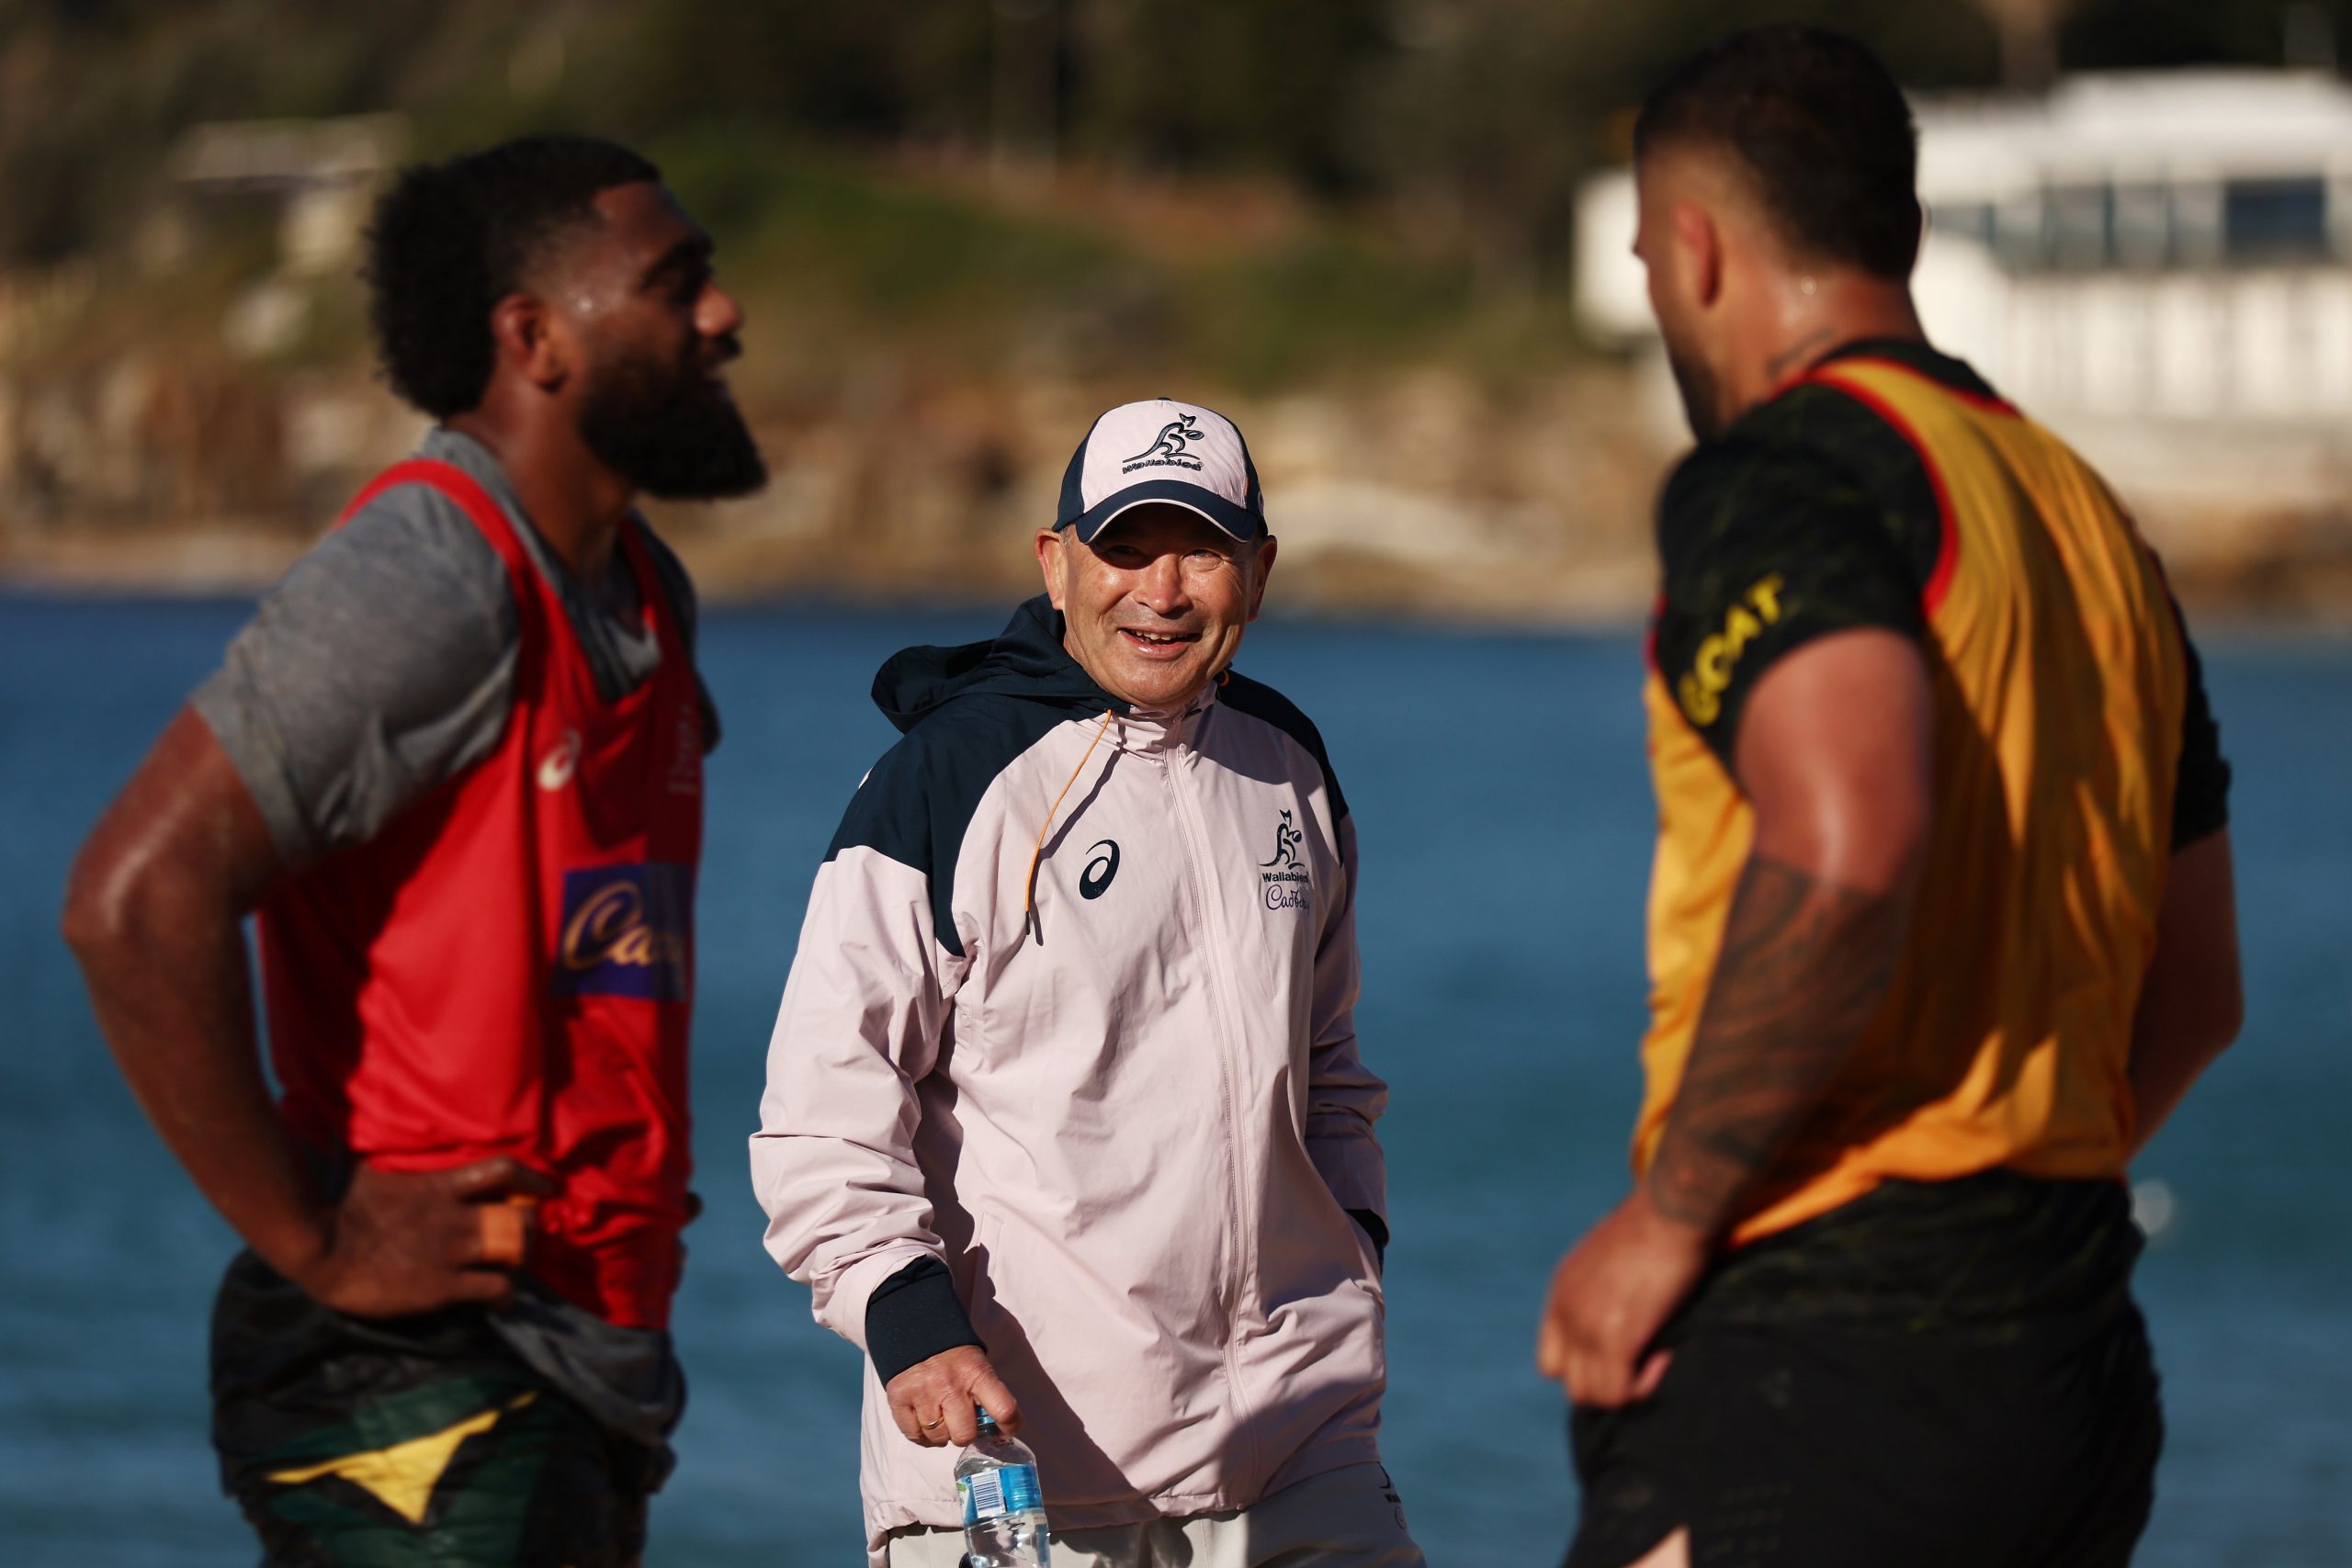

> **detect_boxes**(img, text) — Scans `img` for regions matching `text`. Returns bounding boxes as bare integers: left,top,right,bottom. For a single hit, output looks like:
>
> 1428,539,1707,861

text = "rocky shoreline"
1,363,1664,619
6,358,2346,626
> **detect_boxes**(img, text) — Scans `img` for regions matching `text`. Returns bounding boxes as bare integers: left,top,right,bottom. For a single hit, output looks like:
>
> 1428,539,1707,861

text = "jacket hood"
872,594,1123,734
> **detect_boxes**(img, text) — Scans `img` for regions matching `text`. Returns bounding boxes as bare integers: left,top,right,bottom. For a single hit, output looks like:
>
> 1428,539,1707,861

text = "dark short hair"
1634,27,1920,280
362,135,661,418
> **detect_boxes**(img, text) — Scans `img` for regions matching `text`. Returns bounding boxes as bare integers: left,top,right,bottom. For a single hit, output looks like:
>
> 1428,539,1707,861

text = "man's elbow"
61,838,135,967
2152,829,2245,1065
61,829,178,976
2202,964,2246,1058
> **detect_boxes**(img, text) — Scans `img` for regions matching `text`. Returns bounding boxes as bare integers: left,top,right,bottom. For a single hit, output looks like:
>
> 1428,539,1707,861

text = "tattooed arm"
1684,622,1935,1202
1540,627,1931,1405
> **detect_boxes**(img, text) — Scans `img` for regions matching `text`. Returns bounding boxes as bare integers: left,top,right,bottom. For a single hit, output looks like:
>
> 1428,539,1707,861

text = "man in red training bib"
63,135,763,1566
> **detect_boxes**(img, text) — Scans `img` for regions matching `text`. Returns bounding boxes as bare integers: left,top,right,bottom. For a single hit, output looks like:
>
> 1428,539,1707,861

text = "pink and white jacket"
751,596,1390,1561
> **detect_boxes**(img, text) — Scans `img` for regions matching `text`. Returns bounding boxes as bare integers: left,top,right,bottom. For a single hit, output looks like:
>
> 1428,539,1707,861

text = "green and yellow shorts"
209,1252,665,1568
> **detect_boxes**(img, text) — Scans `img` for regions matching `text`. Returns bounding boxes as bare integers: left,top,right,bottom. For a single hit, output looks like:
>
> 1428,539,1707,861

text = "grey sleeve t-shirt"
196,428,707,1434
194,427,717,864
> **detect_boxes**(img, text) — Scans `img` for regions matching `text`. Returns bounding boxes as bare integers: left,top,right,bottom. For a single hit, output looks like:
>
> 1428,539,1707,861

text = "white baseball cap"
1053,397,1266,543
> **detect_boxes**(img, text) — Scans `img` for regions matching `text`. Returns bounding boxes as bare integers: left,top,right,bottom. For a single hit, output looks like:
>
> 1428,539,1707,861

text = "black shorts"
210,1251,666,1568
1565,1173,2163,1568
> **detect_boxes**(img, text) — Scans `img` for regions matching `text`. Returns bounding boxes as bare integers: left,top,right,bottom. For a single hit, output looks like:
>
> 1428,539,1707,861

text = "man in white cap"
752,399,1423,1566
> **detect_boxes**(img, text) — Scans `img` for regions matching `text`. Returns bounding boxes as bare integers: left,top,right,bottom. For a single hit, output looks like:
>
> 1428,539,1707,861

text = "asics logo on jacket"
751,596,1390,1563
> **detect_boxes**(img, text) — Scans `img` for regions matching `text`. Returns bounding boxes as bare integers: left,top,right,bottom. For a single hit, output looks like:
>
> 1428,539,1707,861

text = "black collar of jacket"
871,594,1127,735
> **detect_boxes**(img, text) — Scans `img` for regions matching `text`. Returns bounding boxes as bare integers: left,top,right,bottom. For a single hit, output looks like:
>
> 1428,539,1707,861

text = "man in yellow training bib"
1536,27,2243,1568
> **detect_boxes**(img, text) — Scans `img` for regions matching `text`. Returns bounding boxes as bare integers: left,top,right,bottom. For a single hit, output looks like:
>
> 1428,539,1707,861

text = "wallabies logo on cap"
1123,412,1206,470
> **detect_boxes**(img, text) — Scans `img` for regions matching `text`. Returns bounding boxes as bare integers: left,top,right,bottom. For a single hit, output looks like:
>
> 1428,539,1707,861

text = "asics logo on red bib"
553,863,694,1000
537,728,582,792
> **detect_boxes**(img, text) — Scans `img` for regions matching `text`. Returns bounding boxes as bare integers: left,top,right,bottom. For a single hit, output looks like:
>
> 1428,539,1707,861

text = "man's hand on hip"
885,1345,1022,1448
290,1156,558,1318
1536,1189,1711,1408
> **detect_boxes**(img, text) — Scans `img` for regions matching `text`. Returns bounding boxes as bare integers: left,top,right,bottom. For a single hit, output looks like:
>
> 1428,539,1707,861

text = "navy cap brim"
1062,480,1266,544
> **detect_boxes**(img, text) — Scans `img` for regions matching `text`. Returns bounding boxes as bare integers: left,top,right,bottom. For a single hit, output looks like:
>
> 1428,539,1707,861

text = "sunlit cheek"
1185,560,1246,603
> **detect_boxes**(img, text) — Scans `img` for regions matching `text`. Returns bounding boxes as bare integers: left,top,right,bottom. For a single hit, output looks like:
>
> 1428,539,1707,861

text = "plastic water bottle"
955,1406,1050,1566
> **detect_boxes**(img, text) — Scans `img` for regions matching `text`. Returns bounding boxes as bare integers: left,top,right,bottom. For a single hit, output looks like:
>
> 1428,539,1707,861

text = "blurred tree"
1352,0,1997,299
990,0,1057,186
1353,0,1600,299
2,0,2347,278
1974,0,2081,86
2064,0,2352,69
1063,0,1390,191
577,4,969,143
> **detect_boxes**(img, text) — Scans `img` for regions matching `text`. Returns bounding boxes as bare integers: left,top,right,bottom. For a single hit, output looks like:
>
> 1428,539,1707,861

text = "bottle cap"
975,1404,997,1427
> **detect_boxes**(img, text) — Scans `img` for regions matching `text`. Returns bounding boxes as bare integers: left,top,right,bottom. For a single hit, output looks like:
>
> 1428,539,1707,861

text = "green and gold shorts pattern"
211,1252,662,1568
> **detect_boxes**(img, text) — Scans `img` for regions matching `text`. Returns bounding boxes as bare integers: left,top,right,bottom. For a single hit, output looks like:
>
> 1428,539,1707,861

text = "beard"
577,339,769,501
1664,335,1725,444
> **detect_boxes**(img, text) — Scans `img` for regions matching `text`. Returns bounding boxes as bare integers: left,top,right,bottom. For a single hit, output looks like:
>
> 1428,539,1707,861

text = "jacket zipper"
1156,733,1265,1486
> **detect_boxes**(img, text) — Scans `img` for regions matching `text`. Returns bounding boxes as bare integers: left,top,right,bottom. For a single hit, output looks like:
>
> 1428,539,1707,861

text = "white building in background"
159,115,407,361
169,114,406,278
1575,71,2352,534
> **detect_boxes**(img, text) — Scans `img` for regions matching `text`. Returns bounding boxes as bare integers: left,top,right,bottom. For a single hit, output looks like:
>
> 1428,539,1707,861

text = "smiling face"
1037,503,1276,711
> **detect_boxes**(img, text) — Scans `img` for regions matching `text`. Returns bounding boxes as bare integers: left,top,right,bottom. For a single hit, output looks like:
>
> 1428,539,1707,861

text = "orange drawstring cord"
1024,710,1116,920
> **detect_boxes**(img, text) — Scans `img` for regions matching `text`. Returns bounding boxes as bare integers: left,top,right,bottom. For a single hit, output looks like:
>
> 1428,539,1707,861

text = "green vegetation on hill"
9,130,1577,400
650,130,1571,394
11,0,2347,285
7,0,2350,398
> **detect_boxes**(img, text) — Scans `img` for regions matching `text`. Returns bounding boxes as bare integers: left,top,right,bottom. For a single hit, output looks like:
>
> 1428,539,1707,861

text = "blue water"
3,592,2346,1566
